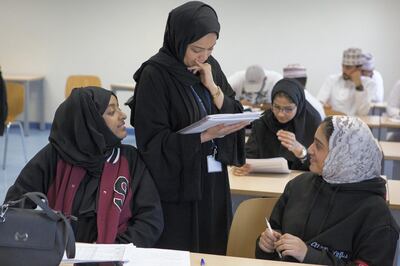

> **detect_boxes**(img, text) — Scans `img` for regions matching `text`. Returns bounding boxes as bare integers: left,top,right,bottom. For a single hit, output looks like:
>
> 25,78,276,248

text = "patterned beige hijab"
322,116,382,184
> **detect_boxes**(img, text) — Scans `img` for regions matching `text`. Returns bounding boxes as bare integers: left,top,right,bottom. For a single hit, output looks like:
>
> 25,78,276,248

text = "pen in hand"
265,217,283,259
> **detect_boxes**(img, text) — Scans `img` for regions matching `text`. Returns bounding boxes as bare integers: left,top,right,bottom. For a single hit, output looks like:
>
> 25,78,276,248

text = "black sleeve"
304,225,399,266
116,151,163,248
4,144,57,207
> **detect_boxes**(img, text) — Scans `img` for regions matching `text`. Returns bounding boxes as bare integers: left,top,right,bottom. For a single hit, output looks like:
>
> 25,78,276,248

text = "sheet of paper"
247,157,291,174
178,112,261,134
124,247,190,266
61,242,133,263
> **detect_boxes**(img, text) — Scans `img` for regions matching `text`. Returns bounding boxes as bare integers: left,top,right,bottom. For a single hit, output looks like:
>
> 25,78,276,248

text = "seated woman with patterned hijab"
5,87,163,247
256,116,399,265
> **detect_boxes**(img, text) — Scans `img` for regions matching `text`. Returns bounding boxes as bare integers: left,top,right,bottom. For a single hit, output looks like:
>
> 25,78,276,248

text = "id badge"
207,155,222,173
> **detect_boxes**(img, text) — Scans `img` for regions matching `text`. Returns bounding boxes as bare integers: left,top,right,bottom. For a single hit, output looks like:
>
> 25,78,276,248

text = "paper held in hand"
178,112,262,134
246,157,291,174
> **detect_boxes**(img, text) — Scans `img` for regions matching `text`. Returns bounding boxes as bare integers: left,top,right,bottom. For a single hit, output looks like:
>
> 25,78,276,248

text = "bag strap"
7,192,76,259
59,211,76,258
24,192,60,221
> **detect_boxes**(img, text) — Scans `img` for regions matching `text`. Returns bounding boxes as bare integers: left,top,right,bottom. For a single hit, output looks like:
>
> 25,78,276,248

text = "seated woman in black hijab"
5,87,163,247
129,1,247,255
234,78,321,174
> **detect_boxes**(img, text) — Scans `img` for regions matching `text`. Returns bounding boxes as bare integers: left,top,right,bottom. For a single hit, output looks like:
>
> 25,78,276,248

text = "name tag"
207,155,222,173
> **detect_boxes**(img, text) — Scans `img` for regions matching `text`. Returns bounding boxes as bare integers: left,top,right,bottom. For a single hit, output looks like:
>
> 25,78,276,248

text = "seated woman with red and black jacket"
5,87,163,247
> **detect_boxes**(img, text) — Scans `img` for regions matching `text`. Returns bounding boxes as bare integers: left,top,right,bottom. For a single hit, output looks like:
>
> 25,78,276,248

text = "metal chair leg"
2,123,11,170
17,121,28,162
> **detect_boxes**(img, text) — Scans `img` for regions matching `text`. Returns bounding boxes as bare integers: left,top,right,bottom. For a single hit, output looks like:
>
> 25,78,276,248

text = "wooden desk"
191,252,319,266
360,115,381,139
61,251,318,266
388,180,400,210
380,141,400,161
229,170,303,197
110,83,135,94
359,115,381,128
378,116,400,140
4,74,45,136
380,141,400,180
370,102,387,116
380,116,400,129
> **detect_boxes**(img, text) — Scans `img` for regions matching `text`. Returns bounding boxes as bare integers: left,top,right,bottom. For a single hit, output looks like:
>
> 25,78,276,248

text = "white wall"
1,0,400,124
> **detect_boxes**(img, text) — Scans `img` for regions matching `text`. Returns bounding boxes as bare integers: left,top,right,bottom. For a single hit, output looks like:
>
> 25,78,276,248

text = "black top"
246,78,321,170
256,173,399,265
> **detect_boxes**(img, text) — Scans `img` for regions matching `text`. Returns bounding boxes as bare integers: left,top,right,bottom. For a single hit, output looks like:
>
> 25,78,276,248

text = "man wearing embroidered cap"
283,64,325,120
317,48,376,115
228,64,282,108
361,52,384,102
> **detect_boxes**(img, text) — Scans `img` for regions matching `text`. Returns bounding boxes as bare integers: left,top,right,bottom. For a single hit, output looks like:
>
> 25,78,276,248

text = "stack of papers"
178,112,261,134
246,157,291,174
62,242,132,264
61,243,190,266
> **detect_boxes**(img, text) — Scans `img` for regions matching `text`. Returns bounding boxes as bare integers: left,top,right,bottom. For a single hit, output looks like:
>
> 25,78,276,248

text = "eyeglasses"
272,104,297,114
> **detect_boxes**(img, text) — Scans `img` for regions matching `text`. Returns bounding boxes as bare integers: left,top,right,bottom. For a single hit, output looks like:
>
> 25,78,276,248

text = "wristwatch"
299,146,307,162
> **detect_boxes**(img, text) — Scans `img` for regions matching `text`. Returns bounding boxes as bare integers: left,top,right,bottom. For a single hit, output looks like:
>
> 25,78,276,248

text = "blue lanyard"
190,85,211,116
190,86,217,153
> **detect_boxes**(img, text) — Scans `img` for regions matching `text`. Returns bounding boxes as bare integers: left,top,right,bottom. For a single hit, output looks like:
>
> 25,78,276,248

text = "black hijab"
131,1,223,125
49,87,120,175
262,78,320,148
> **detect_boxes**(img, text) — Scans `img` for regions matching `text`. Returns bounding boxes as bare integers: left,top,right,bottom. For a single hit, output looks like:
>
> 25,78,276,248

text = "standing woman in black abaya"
129,1,247,255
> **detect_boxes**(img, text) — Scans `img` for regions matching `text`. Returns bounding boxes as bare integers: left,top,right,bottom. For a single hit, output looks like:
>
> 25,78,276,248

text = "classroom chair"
226,197,279,258
65,75,101,98
2,82,27,169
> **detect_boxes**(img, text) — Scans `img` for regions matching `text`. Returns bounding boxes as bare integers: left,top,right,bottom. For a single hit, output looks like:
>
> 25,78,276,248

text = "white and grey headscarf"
322,116,382,184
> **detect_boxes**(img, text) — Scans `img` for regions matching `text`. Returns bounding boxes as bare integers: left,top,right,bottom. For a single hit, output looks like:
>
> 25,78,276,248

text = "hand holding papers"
178,112,261,134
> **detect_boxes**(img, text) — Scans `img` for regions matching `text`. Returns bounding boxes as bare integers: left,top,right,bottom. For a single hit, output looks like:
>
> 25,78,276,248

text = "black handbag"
0,192,76,266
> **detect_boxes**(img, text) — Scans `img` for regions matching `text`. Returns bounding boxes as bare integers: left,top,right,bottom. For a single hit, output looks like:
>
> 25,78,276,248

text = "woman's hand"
275,233,308,262
200,121,249,143
232,163,252,175
259,228,282,253
187,59,216,91
188,59,224,109
276,130,304,158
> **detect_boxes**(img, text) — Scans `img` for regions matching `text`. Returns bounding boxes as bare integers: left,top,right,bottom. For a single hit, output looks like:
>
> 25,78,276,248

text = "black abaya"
129,1,245,254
